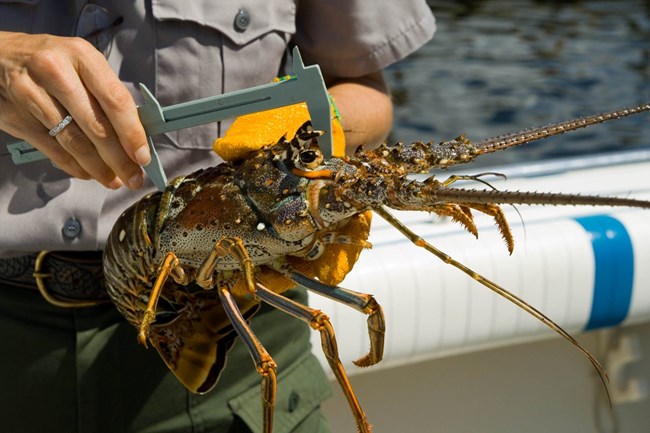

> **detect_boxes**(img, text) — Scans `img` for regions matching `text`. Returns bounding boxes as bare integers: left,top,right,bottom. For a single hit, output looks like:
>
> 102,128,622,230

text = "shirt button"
234,9,250,31
62,218,82,238
288,391,300,412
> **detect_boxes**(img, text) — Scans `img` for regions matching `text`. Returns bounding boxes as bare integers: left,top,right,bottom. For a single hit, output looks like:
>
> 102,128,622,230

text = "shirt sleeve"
293,0,435,77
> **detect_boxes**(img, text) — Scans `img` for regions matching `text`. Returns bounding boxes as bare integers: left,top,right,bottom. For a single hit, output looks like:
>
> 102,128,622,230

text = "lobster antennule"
471,103,650,155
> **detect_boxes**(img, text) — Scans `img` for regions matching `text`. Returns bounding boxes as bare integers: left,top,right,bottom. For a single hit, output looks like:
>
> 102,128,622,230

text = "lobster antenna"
432,187,650,209
472,103,650,155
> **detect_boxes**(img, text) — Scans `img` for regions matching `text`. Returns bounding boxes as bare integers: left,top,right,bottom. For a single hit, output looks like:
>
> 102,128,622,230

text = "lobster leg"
437,174,515,249
218,286,277,433
254,282,373,433
197,236,278,433
195,237,255,290
190,237,277,433
463,202,514,254
289,270,385,367
138,251,185,345
372,205,612,404
431,203,478,238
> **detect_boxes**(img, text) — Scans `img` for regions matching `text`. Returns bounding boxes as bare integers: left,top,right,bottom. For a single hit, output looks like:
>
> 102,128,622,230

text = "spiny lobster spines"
365,103,650,173
365,136,479,173
473,103,650,154
330,103,650,255
383,177,650,253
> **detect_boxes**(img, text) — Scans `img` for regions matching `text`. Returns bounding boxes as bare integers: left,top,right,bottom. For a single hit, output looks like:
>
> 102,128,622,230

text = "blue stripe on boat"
574,215,634,330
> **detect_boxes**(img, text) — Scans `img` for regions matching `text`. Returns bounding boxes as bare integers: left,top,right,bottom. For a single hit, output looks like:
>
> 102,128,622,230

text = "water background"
385,0,650,169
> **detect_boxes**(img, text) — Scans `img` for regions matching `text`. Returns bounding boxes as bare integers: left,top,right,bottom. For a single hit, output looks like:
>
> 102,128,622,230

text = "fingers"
0,33,150,189
53,113,129,189
6,114,93,181
30,38,149,189
75,43,151,166
10,61,129,188
1,67,91,180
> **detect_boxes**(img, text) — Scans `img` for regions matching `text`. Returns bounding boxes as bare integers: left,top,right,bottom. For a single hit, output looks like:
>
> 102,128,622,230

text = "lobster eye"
297,148,323,169
299,150,317,164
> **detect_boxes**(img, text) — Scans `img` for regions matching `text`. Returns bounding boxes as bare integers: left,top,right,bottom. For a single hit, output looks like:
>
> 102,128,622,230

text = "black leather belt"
0,251,110,307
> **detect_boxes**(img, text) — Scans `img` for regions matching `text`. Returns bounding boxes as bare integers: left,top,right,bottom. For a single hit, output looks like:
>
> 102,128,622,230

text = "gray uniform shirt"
0,0,435,256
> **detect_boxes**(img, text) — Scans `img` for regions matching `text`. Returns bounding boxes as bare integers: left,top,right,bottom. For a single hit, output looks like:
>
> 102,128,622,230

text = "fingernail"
128,172,144,190
134,145,151,166
108,176,123,189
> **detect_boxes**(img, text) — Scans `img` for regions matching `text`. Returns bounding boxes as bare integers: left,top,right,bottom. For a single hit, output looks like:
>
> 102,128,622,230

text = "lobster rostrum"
104,103,650,433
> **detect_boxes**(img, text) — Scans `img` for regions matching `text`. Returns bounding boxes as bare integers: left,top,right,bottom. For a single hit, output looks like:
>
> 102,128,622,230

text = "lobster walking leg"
289,270,385,367
138,252,186,345
192,236,278,432
195,237,255,290
421,178,515,252
218,286,277,433
463,202,514,253
430,203,478,238
254,282,373,433
372,205,612,403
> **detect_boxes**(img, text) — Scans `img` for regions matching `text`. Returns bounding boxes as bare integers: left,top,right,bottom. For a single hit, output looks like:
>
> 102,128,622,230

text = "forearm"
326,71,393,154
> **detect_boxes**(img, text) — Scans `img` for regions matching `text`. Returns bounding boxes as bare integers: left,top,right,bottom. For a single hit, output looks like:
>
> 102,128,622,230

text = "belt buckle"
33,250,105,308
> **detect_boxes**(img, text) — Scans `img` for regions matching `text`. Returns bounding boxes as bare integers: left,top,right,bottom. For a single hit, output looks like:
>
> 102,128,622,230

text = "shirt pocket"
150,0,297,151
0,0,40,33
228,353,332,433
152,0,296,46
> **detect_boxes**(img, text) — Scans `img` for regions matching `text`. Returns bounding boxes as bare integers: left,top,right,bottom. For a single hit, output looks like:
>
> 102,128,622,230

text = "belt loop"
33,251,106,308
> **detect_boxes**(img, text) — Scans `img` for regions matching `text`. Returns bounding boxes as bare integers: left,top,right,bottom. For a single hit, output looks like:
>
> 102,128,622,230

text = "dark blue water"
386,0,650,168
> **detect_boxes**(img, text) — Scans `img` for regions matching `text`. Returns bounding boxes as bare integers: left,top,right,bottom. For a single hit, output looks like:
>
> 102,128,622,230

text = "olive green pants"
0,285,332,433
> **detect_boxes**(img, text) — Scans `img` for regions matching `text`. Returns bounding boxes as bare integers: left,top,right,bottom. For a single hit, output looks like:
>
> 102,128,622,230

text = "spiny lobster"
104,103,650,433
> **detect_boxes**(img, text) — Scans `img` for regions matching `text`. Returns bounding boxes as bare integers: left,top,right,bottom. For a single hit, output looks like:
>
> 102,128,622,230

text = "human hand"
0,31,150,189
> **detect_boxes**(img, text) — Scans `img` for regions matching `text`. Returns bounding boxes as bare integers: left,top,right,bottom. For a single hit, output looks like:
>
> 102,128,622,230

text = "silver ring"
48,115,74,137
